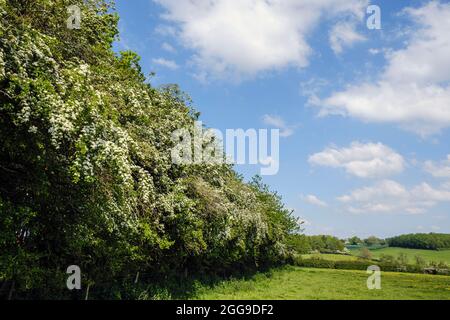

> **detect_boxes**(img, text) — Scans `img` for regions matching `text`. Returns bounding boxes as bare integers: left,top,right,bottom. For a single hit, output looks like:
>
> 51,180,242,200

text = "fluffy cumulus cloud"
308,142,404,178
329,21,366,54
262,114,295,137
154,0,367,79
318,1,450,136
338,180,450,214
301,194,328,207
424,155,450,178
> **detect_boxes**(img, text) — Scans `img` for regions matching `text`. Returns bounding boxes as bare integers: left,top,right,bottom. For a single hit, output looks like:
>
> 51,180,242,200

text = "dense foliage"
0,0,298,298
288,234,345,254
294,257,425,274
346,236,386,247
363,236,386,247
387,233,450,250
347,236,362,245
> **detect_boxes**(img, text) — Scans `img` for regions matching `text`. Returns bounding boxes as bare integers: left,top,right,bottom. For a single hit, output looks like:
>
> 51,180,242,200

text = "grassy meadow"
301,253,360,261
194,266,450,300
348,247,450,264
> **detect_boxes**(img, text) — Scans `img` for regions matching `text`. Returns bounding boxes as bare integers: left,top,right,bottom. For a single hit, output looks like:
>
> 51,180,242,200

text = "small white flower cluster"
78,63,90,77
134,166,156,205
48,97,77,149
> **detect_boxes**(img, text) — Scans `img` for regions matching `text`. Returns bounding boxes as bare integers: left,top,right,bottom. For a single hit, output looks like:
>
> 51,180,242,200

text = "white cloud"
338,180,450,214
262,114,295,137
154,24,177,37
318,1,450,136
424,155,450,178
329,21,366,54
413,182,450,202
417,225,442,231
155,0,367,80
301,194,328,207
152,57,179,70
162,42,176,53
300,77,330,97
308,142,404,178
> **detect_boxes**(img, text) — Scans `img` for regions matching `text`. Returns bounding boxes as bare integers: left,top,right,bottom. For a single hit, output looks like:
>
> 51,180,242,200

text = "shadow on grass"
1,264,284,300
128,265,280,300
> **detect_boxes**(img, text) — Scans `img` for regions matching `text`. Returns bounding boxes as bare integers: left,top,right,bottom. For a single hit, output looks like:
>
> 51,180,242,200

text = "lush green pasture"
194,266,450,300
349,247,450,264
301,253,360,262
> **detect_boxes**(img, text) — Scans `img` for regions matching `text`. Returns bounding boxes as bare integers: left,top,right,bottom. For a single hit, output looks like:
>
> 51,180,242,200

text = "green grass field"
194,266,450,300
349,247,450,264
301,253,360,261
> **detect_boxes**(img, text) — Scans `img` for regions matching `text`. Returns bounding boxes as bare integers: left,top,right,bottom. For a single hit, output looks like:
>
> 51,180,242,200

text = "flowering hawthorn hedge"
0,0,298,298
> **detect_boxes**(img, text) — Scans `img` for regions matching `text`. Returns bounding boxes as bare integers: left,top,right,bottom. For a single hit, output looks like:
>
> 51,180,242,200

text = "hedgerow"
0,0,298,299
294,257,424,274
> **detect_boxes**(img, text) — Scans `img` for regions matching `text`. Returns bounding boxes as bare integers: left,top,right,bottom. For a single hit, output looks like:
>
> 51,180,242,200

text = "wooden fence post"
134,272,140,284
85,283,90,300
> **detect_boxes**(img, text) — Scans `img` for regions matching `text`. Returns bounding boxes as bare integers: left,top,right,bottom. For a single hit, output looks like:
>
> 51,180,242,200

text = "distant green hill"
349,247,450,264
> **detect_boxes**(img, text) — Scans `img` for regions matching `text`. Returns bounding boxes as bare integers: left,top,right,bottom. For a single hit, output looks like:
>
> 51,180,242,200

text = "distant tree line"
347,236,386,247
288,234,345,254
387,233,450,250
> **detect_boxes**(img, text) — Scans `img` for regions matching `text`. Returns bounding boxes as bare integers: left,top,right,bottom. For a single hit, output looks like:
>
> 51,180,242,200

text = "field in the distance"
301,253,360,261
348,247,450,264
194,266,450,300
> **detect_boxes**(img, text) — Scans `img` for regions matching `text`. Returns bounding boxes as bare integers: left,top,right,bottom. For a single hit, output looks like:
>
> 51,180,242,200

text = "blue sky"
113,0,450,238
